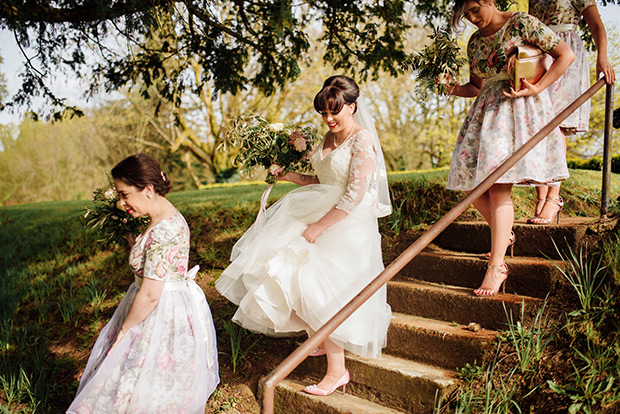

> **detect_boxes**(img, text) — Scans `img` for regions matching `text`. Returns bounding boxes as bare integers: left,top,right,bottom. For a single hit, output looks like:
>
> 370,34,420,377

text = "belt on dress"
485,73,510,83
548,23,578,33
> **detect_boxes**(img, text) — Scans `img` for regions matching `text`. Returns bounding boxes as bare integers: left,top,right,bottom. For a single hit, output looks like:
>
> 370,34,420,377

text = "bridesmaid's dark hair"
313,75,359,115
112,153,172,196
452,0,490,31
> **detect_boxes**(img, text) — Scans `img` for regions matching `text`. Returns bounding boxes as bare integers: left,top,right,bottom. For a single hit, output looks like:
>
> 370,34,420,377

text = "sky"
0,5,619,125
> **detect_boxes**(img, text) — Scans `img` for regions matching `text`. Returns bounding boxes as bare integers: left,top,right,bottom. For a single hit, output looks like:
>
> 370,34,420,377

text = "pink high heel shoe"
308,348,327,357
304,370,350,396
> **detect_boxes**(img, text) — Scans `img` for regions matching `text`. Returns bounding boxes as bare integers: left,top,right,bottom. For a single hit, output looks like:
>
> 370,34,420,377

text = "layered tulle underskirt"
216,184,392,359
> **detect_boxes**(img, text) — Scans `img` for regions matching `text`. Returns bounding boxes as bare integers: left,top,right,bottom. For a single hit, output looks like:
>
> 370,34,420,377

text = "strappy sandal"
485,231,516,259
527,196,564,225
474,262,508,296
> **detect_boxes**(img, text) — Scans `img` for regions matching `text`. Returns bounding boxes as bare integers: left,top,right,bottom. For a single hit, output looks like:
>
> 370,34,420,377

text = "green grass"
0,168,619,412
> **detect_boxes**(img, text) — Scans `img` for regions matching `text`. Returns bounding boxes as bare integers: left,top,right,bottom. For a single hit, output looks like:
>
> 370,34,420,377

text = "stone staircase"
265,217,613,414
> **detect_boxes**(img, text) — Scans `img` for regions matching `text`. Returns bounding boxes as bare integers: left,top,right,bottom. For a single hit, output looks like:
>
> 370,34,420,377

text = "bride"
216,75,392,396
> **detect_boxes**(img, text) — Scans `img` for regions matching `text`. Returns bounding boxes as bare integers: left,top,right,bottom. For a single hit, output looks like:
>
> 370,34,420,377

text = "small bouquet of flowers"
409,26,466,99
83,179,149,246
225,114,320,185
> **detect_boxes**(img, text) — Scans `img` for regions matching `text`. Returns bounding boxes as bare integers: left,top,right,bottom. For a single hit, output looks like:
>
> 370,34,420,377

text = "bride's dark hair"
313,75,359,115
112,153,172,196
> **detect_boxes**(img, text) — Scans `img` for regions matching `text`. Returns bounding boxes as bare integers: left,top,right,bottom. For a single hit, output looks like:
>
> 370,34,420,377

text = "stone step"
397,248,559,298
387,280,543,331
271,378,407,414
295,353,458,414
386,312,497,370
433,218,616,259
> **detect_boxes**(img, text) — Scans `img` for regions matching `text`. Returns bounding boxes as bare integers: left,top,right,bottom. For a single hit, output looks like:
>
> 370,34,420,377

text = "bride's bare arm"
270,166,320,186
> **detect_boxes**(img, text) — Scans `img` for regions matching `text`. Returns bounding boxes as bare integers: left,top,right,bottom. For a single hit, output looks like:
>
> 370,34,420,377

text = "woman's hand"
446,82,459,96
270,166,292,182
302,222,326,244
503,78,542,98
108,327,126,354
597,55,616,85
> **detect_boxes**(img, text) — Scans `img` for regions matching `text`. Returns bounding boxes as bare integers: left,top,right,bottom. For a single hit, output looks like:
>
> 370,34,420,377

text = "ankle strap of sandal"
545,196,564,207
488,263,508,273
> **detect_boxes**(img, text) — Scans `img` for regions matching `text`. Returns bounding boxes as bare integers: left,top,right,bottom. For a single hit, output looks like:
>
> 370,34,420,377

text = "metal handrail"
260,77,611,413
601,82,615,216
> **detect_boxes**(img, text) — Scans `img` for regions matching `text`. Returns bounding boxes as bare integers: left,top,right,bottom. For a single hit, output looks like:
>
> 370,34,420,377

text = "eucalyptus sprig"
409,26,466,99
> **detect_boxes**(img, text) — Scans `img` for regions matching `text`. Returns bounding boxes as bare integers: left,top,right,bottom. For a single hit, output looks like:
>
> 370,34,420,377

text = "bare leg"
469,190,492,225
530,128,566,219
533,186,548,216
315,338,347,389
474,184,513,295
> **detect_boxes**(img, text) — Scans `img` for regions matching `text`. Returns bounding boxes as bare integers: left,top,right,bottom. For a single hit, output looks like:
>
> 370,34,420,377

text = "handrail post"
601,79,614,217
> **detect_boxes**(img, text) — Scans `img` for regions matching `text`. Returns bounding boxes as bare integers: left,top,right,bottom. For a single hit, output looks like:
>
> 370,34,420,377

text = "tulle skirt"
216,184,392,359
67,277,219,414
548,30,590,132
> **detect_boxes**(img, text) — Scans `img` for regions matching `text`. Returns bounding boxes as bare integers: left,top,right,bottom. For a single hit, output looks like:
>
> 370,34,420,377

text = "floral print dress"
216,130,392,359
447,12,569,191
529,0,597,132
68,212,219,414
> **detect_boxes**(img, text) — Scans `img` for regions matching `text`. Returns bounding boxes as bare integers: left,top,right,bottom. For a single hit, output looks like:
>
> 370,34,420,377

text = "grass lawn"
0,168,619,413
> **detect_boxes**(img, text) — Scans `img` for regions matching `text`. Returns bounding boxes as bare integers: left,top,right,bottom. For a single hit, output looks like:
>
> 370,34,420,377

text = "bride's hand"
302,223,325,244
269,166,292,182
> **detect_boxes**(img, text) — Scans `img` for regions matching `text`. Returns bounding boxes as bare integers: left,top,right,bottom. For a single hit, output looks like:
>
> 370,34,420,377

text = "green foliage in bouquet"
83,179,149,246
225,114,320,184
409,26,466,99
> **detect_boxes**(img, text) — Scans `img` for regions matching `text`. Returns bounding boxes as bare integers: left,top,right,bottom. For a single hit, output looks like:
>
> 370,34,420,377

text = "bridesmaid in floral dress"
447,0,575,295
527,0,616,224
68,154,219,414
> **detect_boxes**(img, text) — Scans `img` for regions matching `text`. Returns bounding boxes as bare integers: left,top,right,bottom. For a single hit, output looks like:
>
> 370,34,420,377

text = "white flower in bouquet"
269,123,285,132
104,188,116,200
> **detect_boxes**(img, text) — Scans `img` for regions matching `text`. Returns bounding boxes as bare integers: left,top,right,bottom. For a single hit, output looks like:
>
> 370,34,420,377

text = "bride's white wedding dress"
216,129,392,358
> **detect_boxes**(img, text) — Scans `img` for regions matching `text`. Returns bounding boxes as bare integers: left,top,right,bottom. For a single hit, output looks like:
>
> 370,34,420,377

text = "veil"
353,101,392,218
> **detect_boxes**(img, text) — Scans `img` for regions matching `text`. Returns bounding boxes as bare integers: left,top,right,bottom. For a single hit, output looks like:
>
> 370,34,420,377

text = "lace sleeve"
335,131,377,214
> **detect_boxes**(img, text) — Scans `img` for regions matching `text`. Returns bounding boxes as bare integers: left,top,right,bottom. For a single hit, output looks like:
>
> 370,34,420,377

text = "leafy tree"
0,0,420,120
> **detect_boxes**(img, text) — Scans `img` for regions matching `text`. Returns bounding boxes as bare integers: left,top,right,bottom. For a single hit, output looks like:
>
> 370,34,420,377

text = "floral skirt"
548,30,590,132
216,184,392,359
447,80,569,191
67,278,219,414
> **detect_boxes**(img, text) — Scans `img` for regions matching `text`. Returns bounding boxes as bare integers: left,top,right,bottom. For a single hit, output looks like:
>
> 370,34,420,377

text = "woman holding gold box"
446,0,575,295
527,0,616,225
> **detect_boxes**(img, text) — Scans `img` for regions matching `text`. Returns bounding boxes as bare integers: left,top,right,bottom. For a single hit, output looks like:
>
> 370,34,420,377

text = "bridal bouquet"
225,114,320,184
83,180,149,246
409,26,466,98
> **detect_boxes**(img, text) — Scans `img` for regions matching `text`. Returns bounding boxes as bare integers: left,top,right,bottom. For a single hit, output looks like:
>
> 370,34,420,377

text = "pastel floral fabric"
529,0,596,26
447,12,569,191
129,213,190,282
467,12,560,79
68,212,219,414
529,0,593,131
